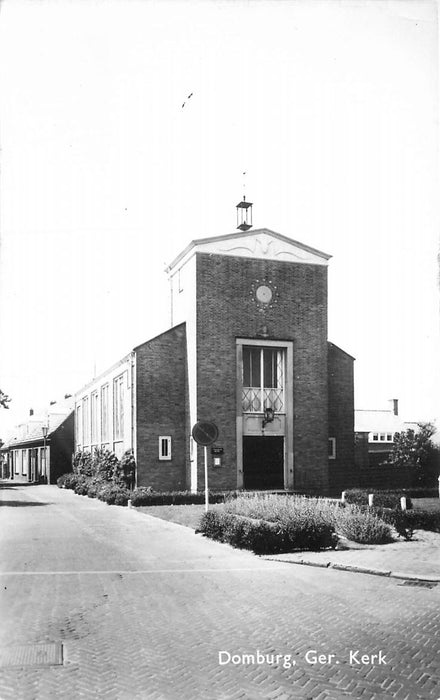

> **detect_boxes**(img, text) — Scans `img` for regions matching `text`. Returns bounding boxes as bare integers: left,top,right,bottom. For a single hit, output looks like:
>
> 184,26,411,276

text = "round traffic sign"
192,421,219,446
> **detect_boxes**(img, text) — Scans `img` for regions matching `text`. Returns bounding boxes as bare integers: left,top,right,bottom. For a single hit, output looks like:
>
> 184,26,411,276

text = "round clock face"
256,285,273,304
250,278,279,312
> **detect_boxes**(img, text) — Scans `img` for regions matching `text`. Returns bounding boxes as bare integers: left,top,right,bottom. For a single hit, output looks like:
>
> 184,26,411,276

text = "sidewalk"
263,529,440,582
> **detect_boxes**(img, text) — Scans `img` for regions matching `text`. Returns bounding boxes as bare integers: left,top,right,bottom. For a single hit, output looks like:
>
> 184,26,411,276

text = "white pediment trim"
166,228,331,274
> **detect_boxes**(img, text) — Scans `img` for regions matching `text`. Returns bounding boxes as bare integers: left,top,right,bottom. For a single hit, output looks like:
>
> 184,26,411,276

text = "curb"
331,563,391,577
389,572,440,583
264,557,440,583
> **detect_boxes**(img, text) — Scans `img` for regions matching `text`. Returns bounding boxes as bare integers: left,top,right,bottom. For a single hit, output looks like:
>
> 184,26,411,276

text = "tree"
391,422,440,487
0,389,11,409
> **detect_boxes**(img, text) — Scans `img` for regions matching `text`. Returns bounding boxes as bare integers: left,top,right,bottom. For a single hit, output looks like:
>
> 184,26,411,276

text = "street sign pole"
191,421,219,514
204,446,208,512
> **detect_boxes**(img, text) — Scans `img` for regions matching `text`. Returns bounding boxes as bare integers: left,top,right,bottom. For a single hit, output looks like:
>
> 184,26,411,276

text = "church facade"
74,227,356,494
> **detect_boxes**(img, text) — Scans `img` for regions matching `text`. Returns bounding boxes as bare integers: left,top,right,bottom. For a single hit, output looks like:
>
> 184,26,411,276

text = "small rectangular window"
386,434,393,442
372,433,379,441
380,434,386,441
159,436,172,461
328,437,336,460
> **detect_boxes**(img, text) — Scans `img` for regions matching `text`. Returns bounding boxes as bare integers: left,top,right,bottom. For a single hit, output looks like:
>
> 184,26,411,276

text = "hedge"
129,489,236,507
96,483,131,506
57,473,80,490
405,487,439,499
197,510,337,554
376,508,440,540
344,489,413,510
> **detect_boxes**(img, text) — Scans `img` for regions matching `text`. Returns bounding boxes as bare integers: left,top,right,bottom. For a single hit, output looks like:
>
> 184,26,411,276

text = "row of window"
77,373,126,448
11,447,47,475
369,432,394,443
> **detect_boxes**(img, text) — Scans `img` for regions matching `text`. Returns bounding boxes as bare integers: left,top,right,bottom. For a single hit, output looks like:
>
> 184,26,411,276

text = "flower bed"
198,494,339,553
198,494,398,552
197,510,337,555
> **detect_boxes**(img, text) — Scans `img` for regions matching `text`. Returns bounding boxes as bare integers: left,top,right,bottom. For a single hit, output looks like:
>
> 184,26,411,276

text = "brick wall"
359,463,412,489
327,343,356,494
135,324,188,490
355,433,412,489
50,413,75,483
195,252,330,492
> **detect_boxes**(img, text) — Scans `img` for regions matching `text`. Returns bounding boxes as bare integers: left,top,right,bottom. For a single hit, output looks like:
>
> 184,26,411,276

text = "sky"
0,0,439,438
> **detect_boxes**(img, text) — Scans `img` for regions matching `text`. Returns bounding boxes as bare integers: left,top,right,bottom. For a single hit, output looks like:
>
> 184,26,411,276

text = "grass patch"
412,498,440,513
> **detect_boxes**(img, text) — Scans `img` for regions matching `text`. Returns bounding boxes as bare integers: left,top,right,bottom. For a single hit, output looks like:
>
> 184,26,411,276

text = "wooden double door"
243,436,284,490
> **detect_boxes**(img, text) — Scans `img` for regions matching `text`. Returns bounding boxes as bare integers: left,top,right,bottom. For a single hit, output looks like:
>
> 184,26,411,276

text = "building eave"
165,228,331,273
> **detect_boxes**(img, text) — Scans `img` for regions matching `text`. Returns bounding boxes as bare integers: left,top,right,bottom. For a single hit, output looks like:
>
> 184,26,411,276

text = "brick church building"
74,224,356,495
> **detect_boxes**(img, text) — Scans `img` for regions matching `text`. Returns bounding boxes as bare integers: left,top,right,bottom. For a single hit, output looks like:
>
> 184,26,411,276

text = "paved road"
0,483,439,700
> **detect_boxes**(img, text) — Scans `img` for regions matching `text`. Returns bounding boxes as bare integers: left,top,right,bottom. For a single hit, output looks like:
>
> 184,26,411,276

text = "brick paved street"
0,484,439,699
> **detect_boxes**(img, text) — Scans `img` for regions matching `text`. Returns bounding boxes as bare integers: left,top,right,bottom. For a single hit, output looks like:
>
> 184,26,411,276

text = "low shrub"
72,451,94,477
57,473,79,489
405,509,440,533
344,489,413,510
198,504,338,554
129,486,154,505
378,508,440,539
86,477,108,499
117,450,136,490
198,511,290,555
71,448,131,486
92,448,120,482
405,487,439,499
74,475,92,496
335,506,393,544
130,490,232,507
97,484,131,506
281,517,338,551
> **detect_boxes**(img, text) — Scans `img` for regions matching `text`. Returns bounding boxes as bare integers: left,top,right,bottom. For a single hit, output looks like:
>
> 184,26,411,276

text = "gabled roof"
1,411,73,450
166,228,331,273
355,409,419,434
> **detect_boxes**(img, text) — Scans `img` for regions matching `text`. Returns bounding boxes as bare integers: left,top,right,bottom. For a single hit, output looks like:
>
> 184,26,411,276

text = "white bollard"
128,499,132,509
341,491,346,504
400,496,407,511
368,493,374,507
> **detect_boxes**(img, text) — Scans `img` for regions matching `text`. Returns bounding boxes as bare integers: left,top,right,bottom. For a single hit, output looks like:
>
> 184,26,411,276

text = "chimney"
389,398,398,416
